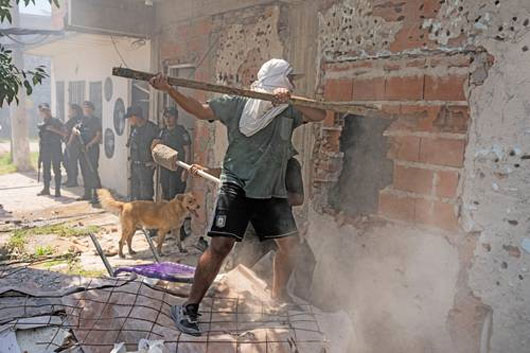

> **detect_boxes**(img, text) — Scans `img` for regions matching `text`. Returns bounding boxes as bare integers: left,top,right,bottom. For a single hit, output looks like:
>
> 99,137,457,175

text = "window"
55,81,65,121
89,81,103,118
164,64,196,132
68,81,85,106
131,80,150,121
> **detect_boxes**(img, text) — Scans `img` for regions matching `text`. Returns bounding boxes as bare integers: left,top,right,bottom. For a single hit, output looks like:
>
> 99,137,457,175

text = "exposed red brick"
381,104,402,116
385,76,424,100
383,62,402,71
325,60,374,73
435,170,460,198
387,105,469,134
195,17,211,36
406,58,427,68
429,54,471,68
420,138,465,167
421,0,443,17
415,199,459,231
322,129,341,153
441,32,464,46
323,110,336,127
188,35,209,54
432,106,470,133
394,165,434,195
352,77,385,101
160,42,182,59
389,23,431,52
378,191,415,222
387,136,421,162
424,74,467,101
372,0,406,21
324,79,353,101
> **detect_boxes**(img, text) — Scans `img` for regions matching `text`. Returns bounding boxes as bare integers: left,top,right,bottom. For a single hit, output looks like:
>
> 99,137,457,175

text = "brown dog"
97,189,200,258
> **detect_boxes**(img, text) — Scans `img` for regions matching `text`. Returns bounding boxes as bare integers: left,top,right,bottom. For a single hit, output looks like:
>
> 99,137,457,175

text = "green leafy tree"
0,0,58,107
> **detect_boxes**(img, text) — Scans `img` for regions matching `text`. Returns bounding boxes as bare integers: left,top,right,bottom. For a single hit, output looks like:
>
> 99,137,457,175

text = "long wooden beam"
112,67,382,117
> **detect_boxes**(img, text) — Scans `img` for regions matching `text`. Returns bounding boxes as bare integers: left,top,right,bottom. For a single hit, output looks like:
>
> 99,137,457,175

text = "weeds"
0,151,39,174
7,223,99,254
13,223,100,239
34,245,54,257
7,232,26,253
0,153,16,175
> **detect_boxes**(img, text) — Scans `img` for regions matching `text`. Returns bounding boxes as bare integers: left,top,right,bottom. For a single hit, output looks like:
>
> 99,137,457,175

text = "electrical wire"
110,34,129,68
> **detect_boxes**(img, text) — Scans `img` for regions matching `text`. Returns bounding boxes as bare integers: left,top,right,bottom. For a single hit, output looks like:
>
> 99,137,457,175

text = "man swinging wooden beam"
120,58,326,336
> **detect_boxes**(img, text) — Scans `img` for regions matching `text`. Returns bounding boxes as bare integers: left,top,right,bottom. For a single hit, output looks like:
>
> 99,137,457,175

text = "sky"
19,0,52,16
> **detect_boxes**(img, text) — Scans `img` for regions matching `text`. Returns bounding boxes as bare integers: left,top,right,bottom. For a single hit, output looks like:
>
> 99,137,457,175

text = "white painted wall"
39,34,151,195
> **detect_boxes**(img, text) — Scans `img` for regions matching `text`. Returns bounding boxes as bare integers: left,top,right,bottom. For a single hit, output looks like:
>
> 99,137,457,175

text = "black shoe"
54,190,62,198
37,188,50,196
170,304,201,336
77,194,91,201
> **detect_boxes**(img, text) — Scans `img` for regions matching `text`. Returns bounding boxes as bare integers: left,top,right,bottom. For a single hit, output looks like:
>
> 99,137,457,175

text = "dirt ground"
0,171,203,289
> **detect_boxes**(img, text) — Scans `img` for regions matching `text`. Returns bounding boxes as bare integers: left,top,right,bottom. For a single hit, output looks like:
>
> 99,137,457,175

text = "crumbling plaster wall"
209,4,287,169
307,0,530,353
456,3,530,353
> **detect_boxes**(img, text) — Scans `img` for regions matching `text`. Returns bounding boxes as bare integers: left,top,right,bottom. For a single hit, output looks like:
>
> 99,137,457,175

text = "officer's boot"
54,176,62,198
77,188,92,201
37,182,50,196
90,188,100,206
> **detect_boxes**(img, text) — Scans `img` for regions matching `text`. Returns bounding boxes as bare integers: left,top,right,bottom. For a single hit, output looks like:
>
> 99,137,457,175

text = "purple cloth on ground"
114,262,196,283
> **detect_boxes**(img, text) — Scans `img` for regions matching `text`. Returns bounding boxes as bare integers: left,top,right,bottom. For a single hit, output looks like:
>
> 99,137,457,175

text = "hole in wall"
328,115,393,218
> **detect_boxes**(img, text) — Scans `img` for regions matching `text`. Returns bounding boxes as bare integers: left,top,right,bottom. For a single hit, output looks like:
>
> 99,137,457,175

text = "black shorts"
208,183,298,242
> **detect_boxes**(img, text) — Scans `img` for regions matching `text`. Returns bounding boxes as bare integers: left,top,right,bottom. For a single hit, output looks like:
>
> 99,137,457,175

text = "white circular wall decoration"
104,77,113,102
104,128,115,159
113,98,125,136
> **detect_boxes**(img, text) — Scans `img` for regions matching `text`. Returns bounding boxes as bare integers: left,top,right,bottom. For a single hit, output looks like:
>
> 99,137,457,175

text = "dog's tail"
96,189,124,214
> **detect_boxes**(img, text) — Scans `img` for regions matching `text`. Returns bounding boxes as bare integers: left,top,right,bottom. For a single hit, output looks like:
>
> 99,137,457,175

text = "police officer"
37,103,66,197
75,101,102,204
126,105,159,201
152,107,191,200
63,104,83,187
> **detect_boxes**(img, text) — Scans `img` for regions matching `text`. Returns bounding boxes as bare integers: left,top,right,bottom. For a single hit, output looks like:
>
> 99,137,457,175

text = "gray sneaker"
170,304,201,336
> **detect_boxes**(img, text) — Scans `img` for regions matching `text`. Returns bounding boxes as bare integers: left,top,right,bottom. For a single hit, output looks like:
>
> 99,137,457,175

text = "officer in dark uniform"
126,105,159,201
152,107,191,200
63,104,83,187
37,103,66,197
75,101,102,204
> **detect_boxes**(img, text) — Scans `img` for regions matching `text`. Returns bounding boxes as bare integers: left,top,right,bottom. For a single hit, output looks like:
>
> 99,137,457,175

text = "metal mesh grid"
0,261,327,353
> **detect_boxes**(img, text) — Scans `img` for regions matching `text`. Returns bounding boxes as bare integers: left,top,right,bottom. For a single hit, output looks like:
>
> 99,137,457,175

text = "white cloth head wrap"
239,59,294,137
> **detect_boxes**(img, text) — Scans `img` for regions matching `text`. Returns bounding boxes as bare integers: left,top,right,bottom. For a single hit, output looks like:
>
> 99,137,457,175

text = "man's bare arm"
273,88,326,123
150,73,216,121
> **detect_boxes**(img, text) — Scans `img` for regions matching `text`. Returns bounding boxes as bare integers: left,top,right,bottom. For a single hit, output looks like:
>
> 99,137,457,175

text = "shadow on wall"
329,115,393,217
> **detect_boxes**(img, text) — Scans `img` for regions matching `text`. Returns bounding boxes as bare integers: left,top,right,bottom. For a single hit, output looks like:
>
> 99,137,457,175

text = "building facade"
28,1,530,352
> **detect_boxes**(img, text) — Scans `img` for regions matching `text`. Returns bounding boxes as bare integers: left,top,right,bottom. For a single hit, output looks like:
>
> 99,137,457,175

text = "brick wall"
317,0,474,231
